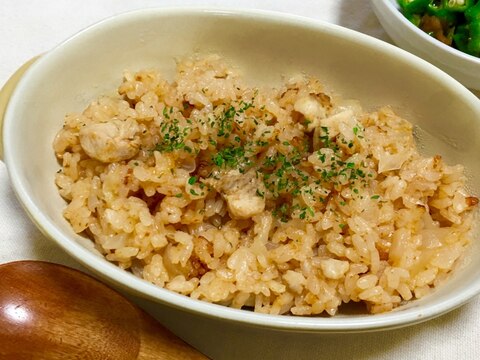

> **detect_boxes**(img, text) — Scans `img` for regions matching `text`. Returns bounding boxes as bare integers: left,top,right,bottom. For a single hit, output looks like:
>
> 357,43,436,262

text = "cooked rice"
53,54,478,315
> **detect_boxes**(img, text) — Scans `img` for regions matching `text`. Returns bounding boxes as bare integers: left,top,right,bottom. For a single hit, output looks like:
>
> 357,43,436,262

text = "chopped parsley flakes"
151,90,375,222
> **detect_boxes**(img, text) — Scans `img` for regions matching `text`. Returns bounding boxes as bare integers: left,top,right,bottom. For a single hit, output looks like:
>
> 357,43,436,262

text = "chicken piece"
215,170,266,219
294,95,329,131
320,258,349,280
224,192,265,219
79,119,141,163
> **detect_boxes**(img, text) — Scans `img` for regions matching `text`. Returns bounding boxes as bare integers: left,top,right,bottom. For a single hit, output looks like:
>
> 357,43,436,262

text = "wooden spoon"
0,261,208,359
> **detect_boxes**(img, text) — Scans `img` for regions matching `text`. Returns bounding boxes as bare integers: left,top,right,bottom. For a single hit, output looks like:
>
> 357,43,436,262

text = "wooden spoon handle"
137,309,207,359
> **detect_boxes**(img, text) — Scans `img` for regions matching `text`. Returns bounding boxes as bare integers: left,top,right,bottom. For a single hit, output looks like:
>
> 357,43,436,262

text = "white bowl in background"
2,8,480,334
370,0,480,90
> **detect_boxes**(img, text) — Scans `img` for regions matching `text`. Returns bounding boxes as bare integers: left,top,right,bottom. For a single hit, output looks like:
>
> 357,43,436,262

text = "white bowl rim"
377,0,480,64
4,6,480,332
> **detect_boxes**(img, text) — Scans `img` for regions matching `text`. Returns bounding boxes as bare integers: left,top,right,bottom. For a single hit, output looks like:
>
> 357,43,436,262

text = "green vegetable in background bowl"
398,0,480,57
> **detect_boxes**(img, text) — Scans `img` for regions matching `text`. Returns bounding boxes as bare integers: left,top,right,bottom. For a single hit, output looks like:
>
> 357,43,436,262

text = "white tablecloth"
1,1,479,359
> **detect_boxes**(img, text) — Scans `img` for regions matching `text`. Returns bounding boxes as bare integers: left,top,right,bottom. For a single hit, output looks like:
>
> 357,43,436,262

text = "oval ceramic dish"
2,8,480,333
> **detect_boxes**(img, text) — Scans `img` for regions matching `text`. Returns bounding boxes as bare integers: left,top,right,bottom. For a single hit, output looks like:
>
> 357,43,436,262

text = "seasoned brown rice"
53,54,478,315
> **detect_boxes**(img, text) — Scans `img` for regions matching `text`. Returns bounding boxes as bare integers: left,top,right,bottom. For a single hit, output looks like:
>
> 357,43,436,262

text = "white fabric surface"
1,1,479,359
